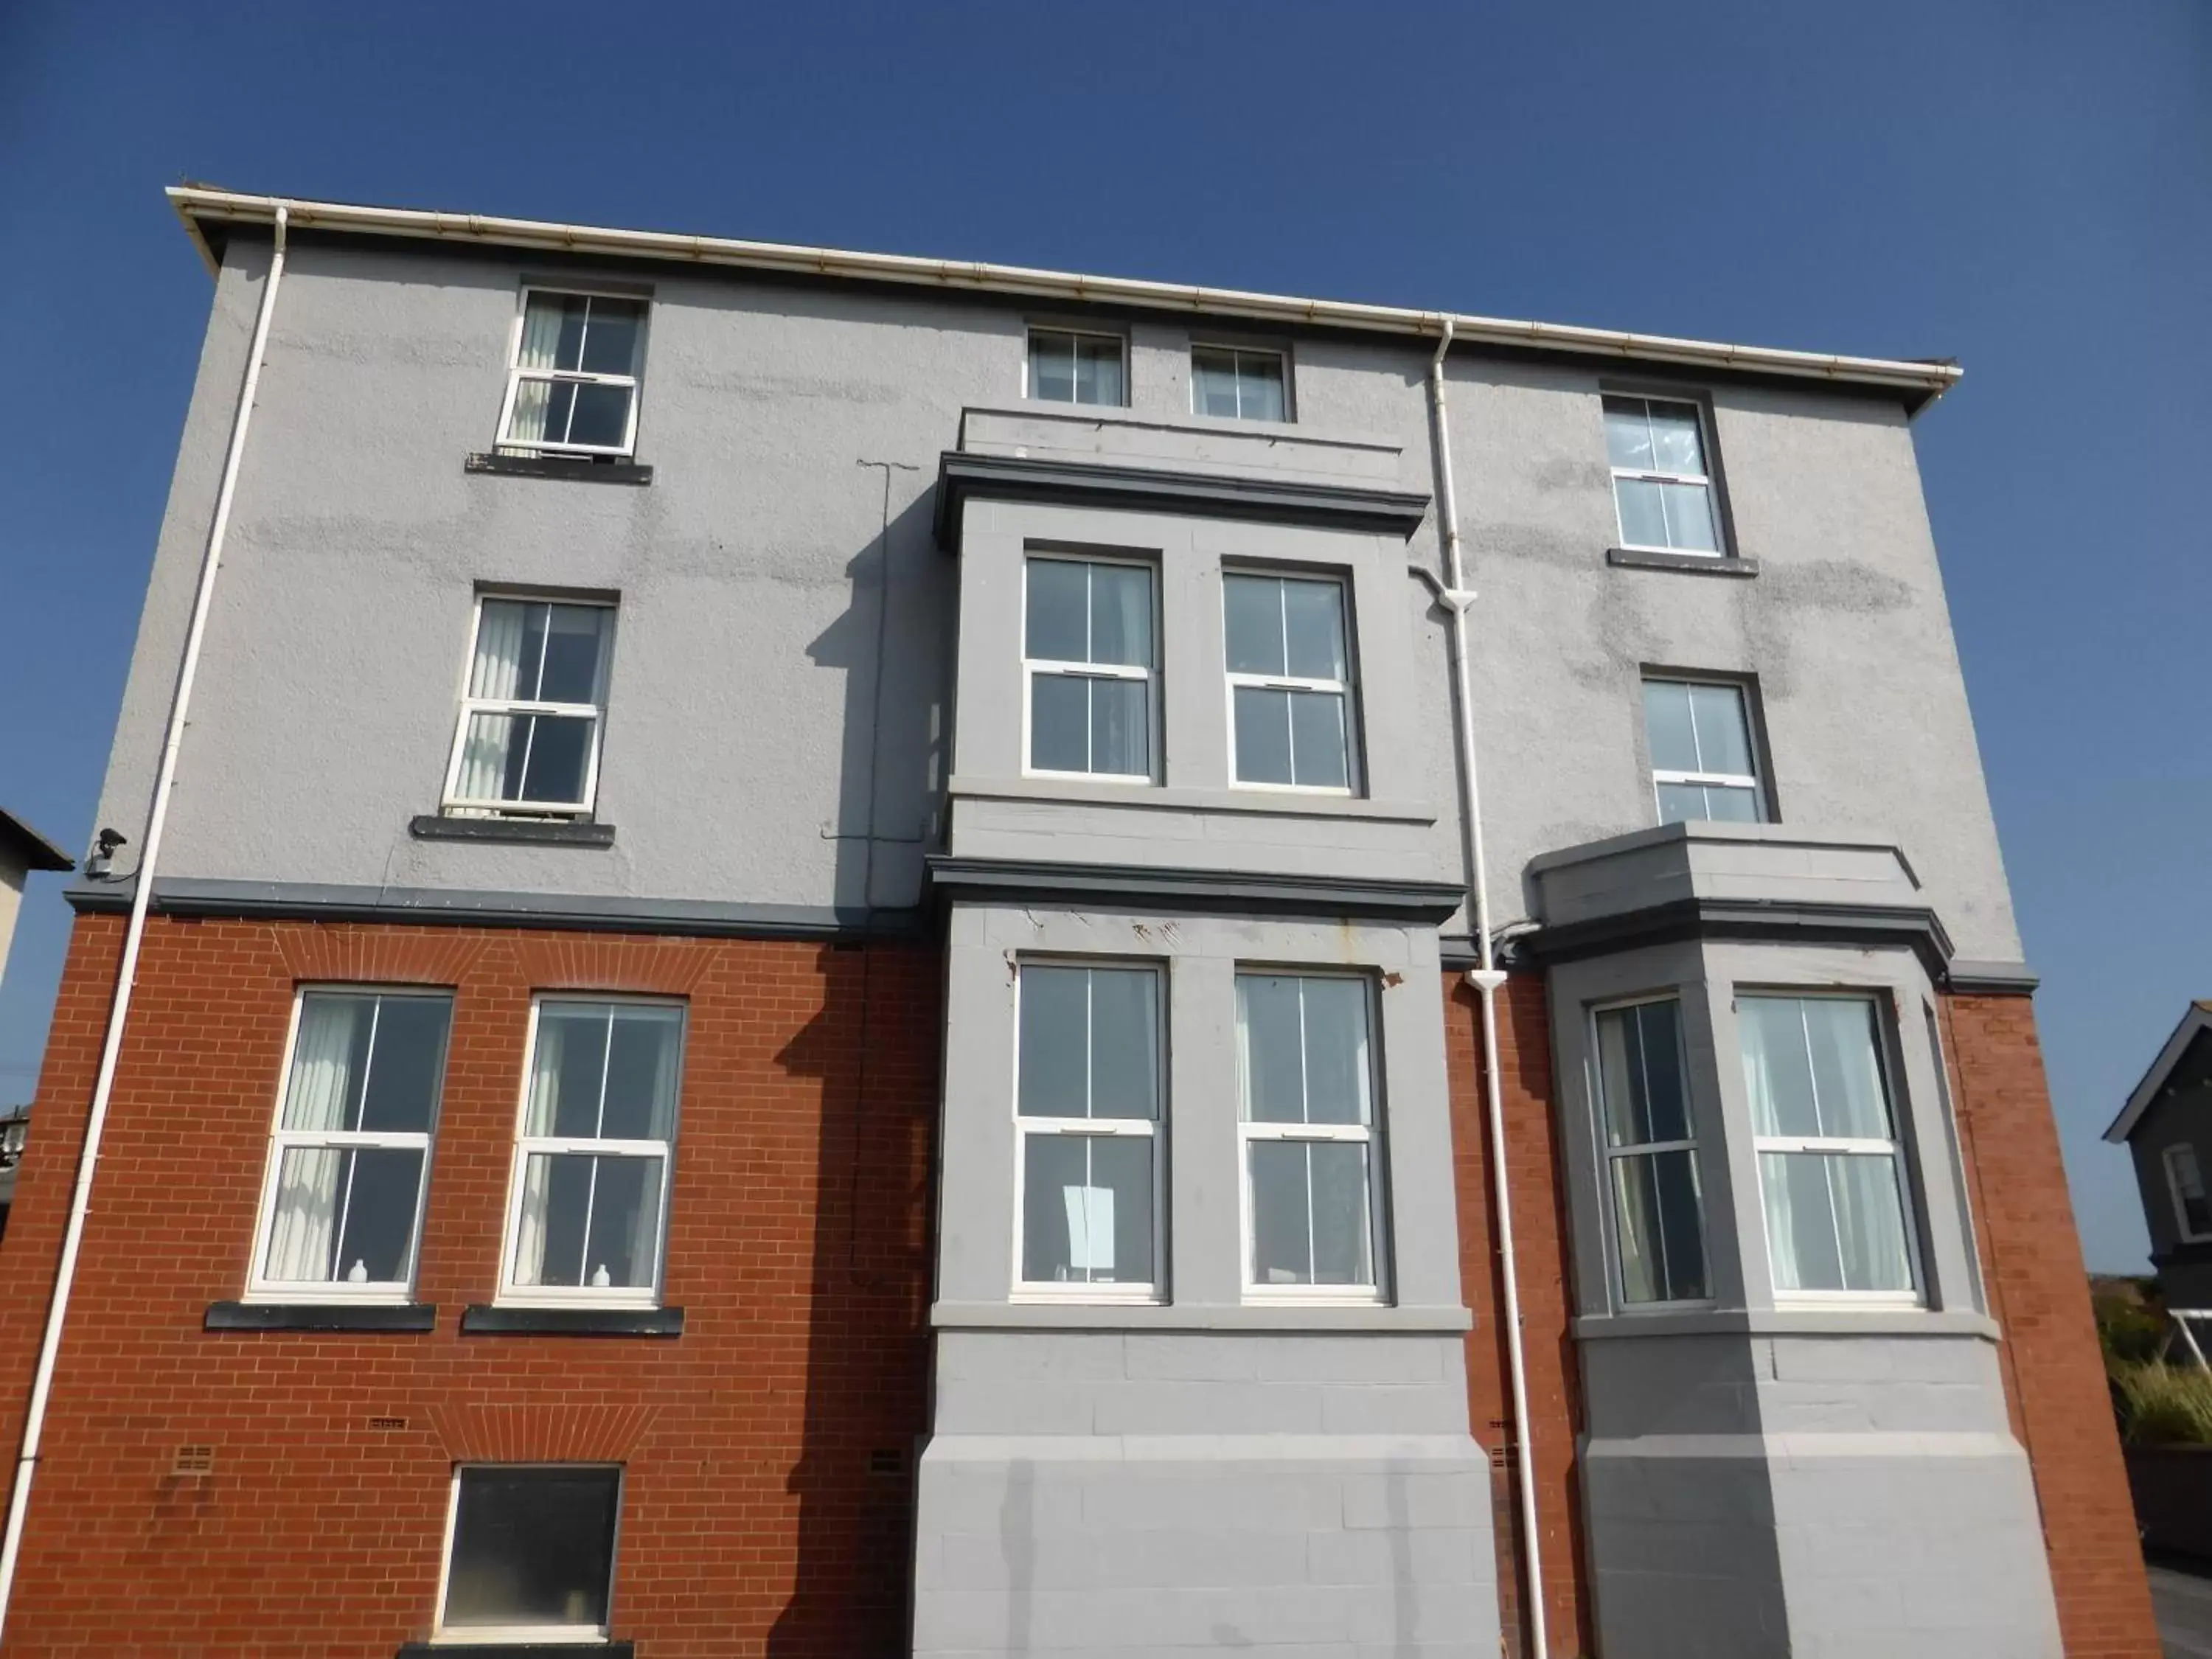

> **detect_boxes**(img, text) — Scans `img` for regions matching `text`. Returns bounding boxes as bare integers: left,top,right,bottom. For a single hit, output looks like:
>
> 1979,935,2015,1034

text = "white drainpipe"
1427,318,1549,1659
0,205,291,1641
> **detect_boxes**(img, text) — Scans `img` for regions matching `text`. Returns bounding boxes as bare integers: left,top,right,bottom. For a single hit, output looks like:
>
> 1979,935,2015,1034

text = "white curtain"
457,601,530,805
511,1015,566,1285
1063,1183,1114,1276
504,296,566,445
263,998,359,1281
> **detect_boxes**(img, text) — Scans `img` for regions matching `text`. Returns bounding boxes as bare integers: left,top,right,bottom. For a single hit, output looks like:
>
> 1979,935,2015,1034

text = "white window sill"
1574,1306,1995,1341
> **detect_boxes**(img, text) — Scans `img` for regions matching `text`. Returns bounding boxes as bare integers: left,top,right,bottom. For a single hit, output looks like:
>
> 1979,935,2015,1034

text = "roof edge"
167,186,1962,409
2107,1003,2212,1142
0,810,72,874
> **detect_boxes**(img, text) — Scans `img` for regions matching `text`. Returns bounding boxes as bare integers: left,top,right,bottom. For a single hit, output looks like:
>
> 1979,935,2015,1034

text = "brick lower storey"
0,917,2157,1655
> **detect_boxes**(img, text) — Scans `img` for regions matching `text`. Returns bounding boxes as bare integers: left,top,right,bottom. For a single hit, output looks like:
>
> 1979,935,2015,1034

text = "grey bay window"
439,1465,621,1643
1225,572,1357,792
1015,963,1161,1295
1644,677,1764,824
250,989,452,1298
1024,554,1156,781
1192,345,1288,421
1238,973,1383,1295
1594,998,1708,1304
2167,1144,2212,1242
1739,995,1918,1298
1605,394,1722,555
1028,327,1125,406
497,289,646,458
443,597,616,819
501,998,685,1304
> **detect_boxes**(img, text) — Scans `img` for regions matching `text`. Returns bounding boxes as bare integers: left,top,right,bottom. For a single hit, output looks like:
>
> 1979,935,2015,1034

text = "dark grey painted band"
927,855,1465,923
204,1301,437,1332
1606,546,1758,577
460,1304,684,1337
934,451,1431,546
408,813,616,848
464,451,653,485
1945,959,2041,995
66,876,925,942
399,1645,633,1658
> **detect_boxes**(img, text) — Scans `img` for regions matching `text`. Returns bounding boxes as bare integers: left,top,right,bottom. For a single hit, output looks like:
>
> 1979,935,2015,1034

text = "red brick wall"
1940,992,2161,1659
0,914,939,1658
1445,970,1593,1659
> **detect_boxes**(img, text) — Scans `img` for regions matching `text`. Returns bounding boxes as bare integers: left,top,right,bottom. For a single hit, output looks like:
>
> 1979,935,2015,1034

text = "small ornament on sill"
591,1264,612,1288
347,1259,369,1284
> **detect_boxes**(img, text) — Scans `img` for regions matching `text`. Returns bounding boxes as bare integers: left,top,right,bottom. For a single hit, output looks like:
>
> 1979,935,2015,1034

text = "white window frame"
1742,990,1924,1308
1191,344,1291,422
1224,570,1361,796
493,286,646,459
1643,675,1766,823
1590,994,1713,1311
1607,393,1725,558
1020,552,1160,785
1236,970,1388,1305
1009,960,1166,1304
2166,1144,2212,1244
431,1463,622,1646
1024,326,1128,406
440,593,616,820
244,986,450,1305
495,995,685,1311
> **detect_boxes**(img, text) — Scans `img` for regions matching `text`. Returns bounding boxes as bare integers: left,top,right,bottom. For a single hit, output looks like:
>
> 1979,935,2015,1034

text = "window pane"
513,1152,664,1289
1602,397,1654,469
1761,1152,1912,1294
1281,580,1347,681
537,606,611,704
1642,681,1700,774
496,713,592,805
1654,1150,1708,1300
1088,563,1153,668
1192,347,1241,418
282,995,373,1131
1659,482,1719,552
1760,1149,1843,1291
540,380,580,445
1088,970,1160,1121
1029,673,1090,772
1091,678,1150,776
530,1005,613,1138
548,296,591,372
1026,560,1089,663
599,1007,683,1141
445,1467,619,1631
1685,683,1752,776
1089,1135,1154,1284
1739,998,1821,1138
1018,966,1090,1118
1829,1154,1913,1291
335,1147,427,1284
1801,999,1891,1139
1233,686,1294,785
1288,691,1349,789
1309,1142,1374,1285
1020,1133,1153,1286
1238,353,1287,422
1300,979,1372,1126
1597,1001,1689,1148
262,1147,342,1281
1238,975,1307,1124
1249,1140,1312,1284
1702,784,1761,823
565,383,632,450
1648,403,1706,474
355,997,451,1133
470,600,532,698
578,298,642,376
1076,335,1124,406
1614,478,1669,548
1613,1148,1706,1304
1223,575,1286,675
1655,782,1706,824
1029,331,1075,403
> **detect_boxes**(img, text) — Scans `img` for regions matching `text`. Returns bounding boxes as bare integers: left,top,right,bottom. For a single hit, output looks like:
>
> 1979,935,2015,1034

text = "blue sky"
0,1,2204,1270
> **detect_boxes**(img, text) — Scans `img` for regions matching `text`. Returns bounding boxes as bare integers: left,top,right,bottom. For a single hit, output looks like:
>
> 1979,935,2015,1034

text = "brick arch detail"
274,924,491,987
511,933,715,997
426,1401,661,1463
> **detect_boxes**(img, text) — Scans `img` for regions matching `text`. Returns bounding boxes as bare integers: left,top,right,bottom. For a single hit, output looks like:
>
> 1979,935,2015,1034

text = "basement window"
437,1465,622,1642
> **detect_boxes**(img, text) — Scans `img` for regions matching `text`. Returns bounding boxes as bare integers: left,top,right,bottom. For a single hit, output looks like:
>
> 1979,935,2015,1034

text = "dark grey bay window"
443,597,616,819
1024,554,1157,781
497,289,646,458
439,1465,622,1641
1015,963,1161,1295
249,989,452,1299
1594,998,1708,1304
1237,973,1382,1295
1027,327,1126,406
1225,571,1358,792
1643,677,1764,824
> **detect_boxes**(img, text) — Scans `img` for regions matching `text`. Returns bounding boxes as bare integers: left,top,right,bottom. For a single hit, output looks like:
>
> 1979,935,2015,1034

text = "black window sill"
461,1304,684,1338
1607,546,1758,577
465,452,652,486
206,1301,436,1333
399,1644,632,1658
410,815,616,848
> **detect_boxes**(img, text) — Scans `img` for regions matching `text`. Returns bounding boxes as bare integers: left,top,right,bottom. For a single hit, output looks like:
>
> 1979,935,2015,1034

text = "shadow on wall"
765,942,938,1658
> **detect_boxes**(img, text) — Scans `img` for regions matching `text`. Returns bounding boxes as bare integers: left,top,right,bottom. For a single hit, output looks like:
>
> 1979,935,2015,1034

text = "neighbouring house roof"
0,810,71,876
2106,1001,2212,1143
164,184,1964,414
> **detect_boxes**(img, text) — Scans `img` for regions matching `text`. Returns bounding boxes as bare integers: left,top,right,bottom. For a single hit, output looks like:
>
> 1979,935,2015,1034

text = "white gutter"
165,186,1961,406
1427,321,1549,1659
0,206,291,1640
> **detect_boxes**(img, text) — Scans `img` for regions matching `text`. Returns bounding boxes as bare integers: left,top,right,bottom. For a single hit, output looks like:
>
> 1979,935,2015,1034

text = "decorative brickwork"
1941,992,2162,1659
0,914,939,1658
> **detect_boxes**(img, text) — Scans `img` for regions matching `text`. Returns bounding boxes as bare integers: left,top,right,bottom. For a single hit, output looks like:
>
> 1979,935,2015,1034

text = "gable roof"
164,186,1964,414
2107,1001,2212,1142
0,809,71,876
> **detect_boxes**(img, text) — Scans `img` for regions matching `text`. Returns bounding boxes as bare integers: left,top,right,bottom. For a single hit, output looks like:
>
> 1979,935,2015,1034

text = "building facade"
2107,1001,2212,1311
0,187,2157,1657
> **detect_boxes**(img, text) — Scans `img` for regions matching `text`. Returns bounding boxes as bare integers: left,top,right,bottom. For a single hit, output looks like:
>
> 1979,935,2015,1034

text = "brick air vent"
368,1416,408,1431
867,1448,905,1478
170,1445,215,1478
